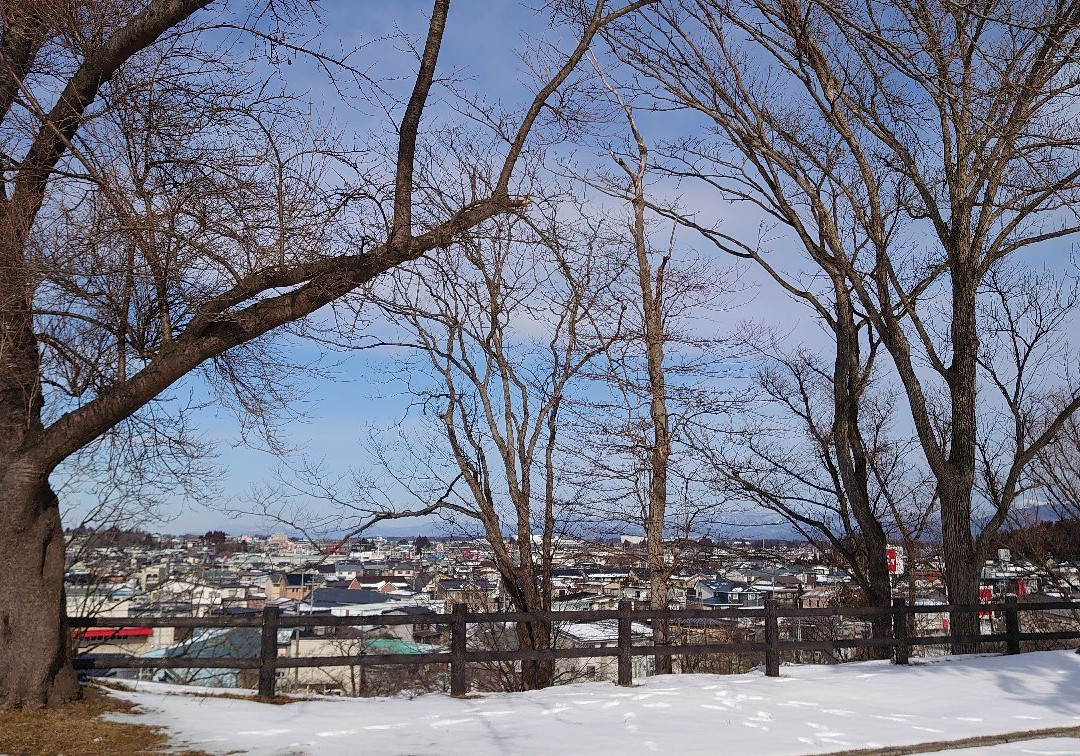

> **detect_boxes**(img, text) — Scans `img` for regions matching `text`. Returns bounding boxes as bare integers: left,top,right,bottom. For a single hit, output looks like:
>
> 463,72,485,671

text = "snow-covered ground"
107,650,1080,755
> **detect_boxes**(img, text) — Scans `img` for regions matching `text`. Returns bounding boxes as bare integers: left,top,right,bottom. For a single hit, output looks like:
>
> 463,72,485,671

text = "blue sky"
56,2,664,534
58,0,1079,538
55,1,846,536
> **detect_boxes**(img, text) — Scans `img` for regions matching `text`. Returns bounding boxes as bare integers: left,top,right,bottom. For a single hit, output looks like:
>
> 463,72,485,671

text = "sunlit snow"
106,650,1080,755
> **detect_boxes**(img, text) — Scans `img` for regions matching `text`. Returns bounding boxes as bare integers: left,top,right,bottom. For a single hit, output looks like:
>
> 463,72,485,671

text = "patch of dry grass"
0,684,206,756
95,678,299,706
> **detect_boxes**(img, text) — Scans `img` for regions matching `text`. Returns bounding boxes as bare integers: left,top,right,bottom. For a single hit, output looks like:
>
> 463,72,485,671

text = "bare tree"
990,267,1080,607
577,87,740,673
348,198,623,691
599,5,913,642
978,266,1080,527
708,339,935,649
1031,414,1080,528
605,0,1080,649
0,0,652,707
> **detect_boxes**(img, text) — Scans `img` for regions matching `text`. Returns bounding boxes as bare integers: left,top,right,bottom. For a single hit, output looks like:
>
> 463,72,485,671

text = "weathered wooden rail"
70,597,1080,697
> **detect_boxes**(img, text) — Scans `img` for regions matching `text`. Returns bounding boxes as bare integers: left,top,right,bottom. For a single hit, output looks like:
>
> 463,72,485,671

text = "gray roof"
307,587,397,606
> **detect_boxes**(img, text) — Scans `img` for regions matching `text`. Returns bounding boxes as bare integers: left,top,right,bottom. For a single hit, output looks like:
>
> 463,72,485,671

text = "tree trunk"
631,158,673,676
502,562,553,691
942,270,981,654
832,285,892,659
649,562,673,675
516,619,553,690
941,483,981,653
1,215,80,708
861,530,893,660
0,471,79,708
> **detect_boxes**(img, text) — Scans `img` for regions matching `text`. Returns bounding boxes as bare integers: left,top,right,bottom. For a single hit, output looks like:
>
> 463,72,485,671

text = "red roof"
74,627,153,640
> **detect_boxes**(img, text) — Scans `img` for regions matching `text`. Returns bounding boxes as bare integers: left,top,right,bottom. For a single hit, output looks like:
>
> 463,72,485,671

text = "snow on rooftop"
559,619,652,643
107,650,1080,755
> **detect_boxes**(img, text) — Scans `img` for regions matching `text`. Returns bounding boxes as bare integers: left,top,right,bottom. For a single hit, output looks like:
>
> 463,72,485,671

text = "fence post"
1005,595,1021,655
450,603,468,696
617,598,633,686
892,597,909,665
258,604,280,698
764,598,780,677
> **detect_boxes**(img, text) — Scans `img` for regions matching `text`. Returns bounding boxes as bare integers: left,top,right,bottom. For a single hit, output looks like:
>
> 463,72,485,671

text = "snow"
560,620,652,643
975,741,1080,754
107,650,1080,755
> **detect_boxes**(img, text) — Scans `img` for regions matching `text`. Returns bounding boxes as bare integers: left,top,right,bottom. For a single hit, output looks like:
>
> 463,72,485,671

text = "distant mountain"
1002,500,1066,528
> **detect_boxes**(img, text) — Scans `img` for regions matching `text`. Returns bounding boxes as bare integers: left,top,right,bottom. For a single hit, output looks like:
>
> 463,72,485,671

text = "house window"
585,665,597,679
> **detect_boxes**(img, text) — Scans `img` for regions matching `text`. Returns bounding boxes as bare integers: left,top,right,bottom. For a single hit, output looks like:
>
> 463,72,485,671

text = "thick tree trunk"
940,483,981,653
0,470,79,708
502,560,553,691
832,285,893,659
514,530,553,690
516,620,553,690
861,531,894,660
1,208,79,708
649,556,673,675
942,271,981,654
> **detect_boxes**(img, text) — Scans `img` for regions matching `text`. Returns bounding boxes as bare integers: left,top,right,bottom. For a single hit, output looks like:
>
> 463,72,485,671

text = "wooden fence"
70,597,1080,698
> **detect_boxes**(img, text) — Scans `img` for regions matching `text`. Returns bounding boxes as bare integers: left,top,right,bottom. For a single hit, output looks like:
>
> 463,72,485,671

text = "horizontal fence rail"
70,597,1080,697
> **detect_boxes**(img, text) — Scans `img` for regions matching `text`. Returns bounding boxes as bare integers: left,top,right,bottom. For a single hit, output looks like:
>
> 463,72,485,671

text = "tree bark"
516,619,554,691
940,481,981,652
500,567,553,691
941,271,981,653
0,198,79,707
648,537,672,674
512,548,553,690
0,471,79,708
832,286,893,658
625,122,673,676
861,528,894,656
